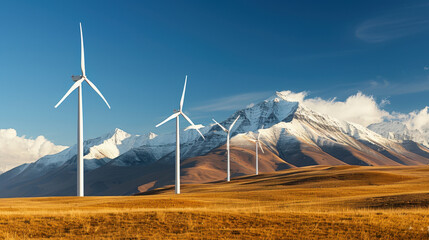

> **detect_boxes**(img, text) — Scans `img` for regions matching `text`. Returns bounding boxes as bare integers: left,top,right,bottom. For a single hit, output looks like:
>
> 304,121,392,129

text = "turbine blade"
54,78,83,108
156,112,180,128
80,23,85,76
258,125,264,138
248,139,256,143
257,132,260,141
181,112,205,139
259,142,264,153
212,118,228,132
229,115,241,131
179,75,187,112
84,78,110,109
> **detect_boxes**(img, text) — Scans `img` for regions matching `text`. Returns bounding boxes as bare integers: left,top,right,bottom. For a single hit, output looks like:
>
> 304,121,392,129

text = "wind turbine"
155,75,205,194
212,115,240,182
54,23,110,197
249,127,265,175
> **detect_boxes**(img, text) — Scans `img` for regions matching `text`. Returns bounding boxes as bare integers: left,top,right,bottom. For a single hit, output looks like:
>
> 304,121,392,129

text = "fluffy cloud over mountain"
403,107,429,131
278,90,429,142
277,91,390,127
0,129,68,172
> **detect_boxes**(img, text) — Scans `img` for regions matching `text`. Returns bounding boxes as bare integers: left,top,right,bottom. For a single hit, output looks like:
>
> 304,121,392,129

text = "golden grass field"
1,165,429,239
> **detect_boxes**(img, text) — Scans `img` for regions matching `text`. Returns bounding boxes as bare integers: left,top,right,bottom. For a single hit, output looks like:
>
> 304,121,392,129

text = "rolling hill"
1,165,429,239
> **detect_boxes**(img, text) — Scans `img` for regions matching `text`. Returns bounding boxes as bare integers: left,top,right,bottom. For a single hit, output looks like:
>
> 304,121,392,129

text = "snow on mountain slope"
212,91,429,167
31,128,154,168
109,124,210,166
368,121,429,147
237,104,425,166
218,92,398,150
122,91,429,167
83,129,157,160
0,128,157,185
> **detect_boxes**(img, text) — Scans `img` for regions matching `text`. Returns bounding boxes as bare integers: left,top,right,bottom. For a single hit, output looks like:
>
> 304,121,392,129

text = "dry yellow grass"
1,165,429,239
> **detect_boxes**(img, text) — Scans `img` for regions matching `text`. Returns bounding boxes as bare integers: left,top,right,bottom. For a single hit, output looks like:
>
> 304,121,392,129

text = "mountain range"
1,91,429,197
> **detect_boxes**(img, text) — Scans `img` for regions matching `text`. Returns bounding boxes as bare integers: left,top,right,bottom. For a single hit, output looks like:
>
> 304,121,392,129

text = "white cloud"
276,91,307,103
403,107,429,131
280,90,429,135
356,5,429,43
184,124,204,131
246,103,255,108
278,91,389,127
0,129,68,172
380,98,391,107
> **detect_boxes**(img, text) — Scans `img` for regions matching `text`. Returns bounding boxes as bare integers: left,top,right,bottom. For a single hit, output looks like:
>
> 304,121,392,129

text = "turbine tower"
156,75,205,194
212,115,240,182
249,128,265,175
54,23,110,197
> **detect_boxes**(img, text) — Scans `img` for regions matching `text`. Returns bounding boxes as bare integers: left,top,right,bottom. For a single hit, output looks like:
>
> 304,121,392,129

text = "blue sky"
1,0,429,145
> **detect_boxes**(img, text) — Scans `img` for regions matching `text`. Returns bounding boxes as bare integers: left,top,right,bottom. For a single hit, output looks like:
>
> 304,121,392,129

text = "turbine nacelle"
155,76,205,140
212,115,240,182
250,128,265,154
72,75,83,82
55,23,111,110
212,115,240,134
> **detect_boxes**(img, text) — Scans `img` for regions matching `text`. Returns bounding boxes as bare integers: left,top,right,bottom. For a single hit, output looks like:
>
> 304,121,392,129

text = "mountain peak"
265,91,306,104
147,132,157,139
110,128,128,137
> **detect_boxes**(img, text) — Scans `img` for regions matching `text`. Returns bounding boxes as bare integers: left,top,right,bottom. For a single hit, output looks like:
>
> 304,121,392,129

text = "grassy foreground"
1,165,429,239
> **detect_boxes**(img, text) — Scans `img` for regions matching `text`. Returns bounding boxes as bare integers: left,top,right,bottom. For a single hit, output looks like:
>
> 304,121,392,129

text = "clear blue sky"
1,0,429,145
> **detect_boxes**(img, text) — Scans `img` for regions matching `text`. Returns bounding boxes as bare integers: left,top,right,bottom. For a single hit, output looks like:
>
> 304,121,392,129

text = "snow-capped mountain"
368,121,429,148
2,91,429,197
107,91,429,172
0,128,156,185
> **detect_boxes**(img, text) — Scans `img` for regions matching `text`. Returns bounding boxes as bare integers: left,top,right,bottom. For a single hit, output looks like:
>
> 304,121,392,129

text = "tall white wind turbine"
249,128,265,175
156,75,205,194
54,23,110,197
212,115,240,182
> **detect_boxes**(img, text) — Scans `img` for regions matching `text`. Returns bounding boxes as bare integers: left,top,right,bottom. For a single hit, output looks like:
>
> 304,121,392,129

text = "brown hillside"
2,166,429,239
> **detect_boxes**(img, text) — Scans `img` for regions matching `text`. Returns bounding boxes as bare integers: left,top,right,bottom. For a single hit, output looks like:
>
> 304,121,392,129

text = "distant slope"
136,165,424,196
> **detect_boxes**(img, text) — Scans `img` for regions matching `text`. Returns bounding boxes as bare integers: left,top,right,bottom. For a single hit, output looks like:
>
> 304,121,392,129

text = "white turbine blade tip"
85,78,110,109
212,119,227,132
54,79,83,108
181,112,196,126
195,128,205,140
259,142,264,153
181,112,205,139
199,131,205,140
80,23,86,76
179,75,187,111
229,115,241,131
